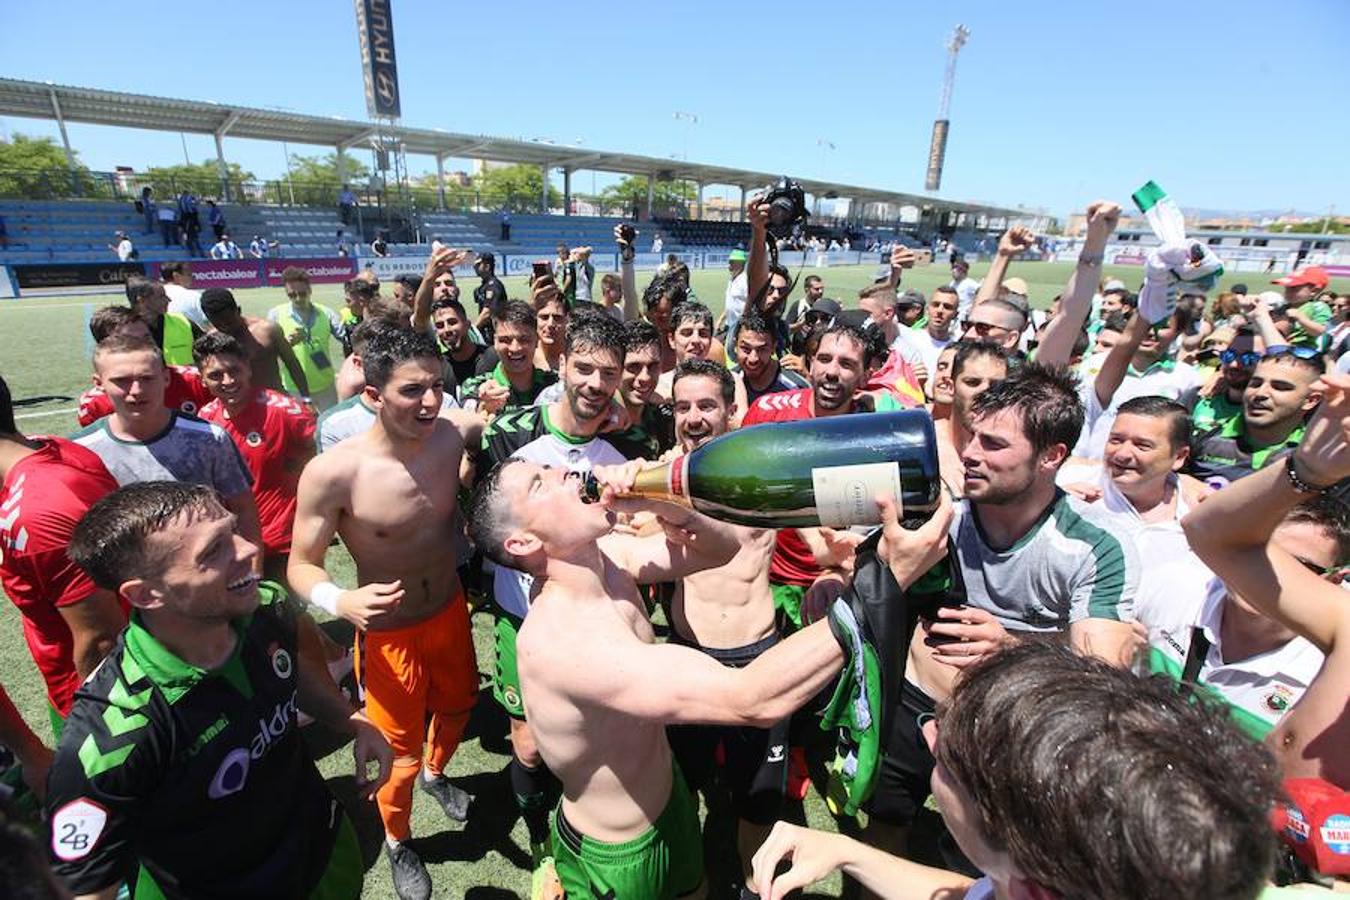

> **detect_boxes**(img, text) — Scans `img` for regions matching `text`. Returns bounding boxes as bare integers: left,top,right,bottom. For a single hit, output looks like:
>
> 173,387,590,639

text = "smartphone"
532,261,551,279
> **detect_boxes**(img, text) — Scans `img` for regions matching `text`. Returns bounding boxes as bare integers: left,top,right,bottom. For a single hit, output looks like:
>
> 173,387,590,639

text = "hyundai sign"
355,0,401,118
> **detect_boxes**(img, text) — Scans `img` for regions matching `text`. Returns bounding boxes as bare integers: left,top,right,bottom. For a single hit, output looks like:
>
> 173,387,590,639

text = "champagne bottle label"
810,462,902,528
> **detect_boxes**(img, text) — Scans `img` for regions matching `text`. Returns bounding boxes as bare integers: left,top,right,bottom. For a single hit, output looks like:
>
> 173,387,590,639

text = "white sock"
386,835,402,850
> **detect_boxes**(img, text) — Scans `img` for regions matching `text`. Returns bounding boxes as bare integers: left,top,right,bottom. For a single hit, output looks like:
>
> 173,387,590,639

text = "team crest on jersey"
269,643,293,679
51,798,108,861
1264,684,1295,714
502,685,522,711
246,431,263,447
1324,814,1350,855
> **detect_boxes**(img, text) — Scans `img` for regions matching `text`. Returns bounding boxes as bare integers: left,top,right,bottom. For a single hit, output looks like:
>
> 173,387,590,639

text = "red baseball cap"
1273,266,1330,289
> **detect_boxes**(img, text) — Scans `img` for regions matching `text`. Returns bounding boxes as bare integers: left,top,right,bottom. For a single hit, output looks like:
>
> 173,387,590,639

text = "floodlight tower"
924,24,969,193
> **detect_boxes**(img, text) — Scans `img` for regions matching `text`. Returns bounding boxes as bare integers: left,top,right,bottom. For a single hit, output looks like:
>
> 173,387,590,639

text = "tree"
141,160,256,201
0,133,103,199
473,163,561,213
597,175,694,216
288,152,370,187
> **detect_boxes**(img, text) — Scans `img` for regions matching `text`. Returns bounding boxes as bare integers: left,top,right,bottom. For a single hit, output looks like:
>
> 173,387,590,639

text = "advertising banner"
150,259,261,289
13,261,145,290
263,257,358,285
359,256,475,281
354,0,401,118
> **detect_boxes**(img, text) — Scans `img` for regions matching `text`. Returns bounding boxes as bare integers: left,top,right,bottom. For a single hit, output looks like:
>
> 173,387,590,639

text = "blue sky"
2,0,1347,219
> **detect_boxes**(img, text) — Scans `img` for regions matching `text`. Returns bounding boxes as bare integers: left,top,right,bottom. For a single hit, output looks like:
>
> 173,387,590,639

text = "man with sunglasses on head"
1189,347,1325,489
1193,325,1264,433
1076,304,1203,459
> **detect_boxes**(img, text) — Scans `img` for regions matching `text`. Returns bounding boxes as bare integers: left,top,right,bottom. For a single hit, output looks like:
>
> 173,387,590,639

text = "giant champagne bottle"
584,410,941,528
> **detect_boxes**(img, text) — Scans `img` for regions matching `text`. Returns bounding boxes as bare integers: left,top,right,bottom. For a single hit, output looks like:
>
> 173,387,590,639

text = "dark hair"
600,273,621,292
1284,495,1350,563
281,266,310,284
952,340,1013,380
69,482,225,590
349,318,402,357
1115,396,1192,453
199,287,239,320
394,274,422,294
159,261,188,282
977,297,1029,329
936,641,1280,900
191,331,247,368
817,321,869,359
124,275,158,308
0,375,14,435
1120,292,1139,310
0,800,70,900
563,309,626,362
933,284,959,300
1100,311,1130,334
670,301,713,333
969,362,1083,458
1258,349,1326,379
363,327,443,389
89,306,143,343
673,357,735,405
93,333,163,368
1070,329,1090,360
430,296,468,319
467,458,526,569
860,322,890,368
492,300,538,333
803,274,823,288
344,278,378,300
735,308,773,341
623,319,662,355
642,273,687,312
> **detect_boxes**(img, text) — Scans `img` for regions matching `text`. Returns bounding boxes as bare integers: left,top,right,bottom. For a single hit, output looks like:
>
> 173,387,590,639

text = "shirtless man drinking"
663,358,785,894
289,328,484,900
200,286,311,399
467,455,952,900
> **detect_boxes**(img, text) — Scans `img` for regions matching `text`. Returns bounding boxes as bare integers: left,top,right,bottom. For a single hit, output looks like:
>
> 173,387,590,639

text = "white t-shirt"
887,329,927,371
724,270,748,337
949,276,980,320
116,239,134,261
164,282,208,329
1054,463,1203,638
900,327,950,376
1074,358,1203,459
1147,578,1324,735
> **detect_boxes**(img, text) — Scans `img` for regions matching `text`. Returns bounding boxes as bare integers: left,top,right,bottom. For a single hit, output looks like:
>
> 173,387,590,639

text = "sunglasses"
805,313,834,325
1266,346,1322,361
962,319,1010,336
1220,349,1261,367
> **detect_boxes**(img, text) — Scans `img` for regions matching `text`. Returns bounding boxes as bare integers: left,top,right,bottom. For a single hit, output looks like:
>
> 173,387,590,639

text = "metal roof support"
695,182,704,221
335,145,347,187
540,164,550,214
213,110,242,201
646,175,655,220
563,168,572,217
434,153,447,212
47,88,79,195
739,185,746,223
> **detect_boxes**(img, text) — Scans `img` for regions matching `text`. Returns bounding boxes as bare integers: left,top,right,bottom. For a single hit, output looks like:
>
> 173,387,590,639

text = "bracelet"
311,581,343,615
1077,253,1104,266
1285,457,1332,494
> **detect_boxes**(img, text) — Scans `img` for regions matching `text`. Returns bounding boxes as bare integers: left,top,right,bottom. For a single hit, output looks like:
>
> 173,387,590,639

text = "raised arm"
1093,301,1150,408
615,225,640,320
971,225,1035,307
412,246,468,333
1182,375,1350,783
1247,295,1290,350
883,245,917,290
1036,202,1119,367
746,197,771,309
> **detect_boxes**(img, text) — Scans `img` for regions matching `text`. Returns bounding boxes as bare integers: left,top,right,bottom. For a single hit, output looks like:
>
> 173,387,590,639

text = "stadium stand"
652,217,749,249
0,199,188,264
464,213,667,256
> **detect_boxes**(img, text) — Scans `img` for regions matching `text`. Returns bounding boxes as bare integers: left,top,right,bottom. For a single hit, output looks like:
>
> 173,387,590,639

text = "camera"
762,177,808,238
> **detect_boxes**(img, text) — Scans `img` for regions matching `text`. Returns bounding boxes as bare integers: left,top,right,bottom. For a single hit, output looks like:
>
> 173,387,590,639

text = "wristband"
1077,253,1104,267
1286,457,1333,494
311,581,343,615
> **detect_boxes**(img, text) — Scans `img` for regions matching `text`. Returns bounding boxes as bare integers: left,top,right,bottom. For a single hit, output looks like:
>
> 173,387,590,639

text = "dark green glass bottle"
584,410,940,528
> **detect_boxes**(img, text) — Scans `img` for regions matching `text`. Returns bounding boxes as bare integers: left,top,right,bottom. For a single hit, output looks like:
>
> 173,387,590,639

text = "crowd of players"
0,196,1347,900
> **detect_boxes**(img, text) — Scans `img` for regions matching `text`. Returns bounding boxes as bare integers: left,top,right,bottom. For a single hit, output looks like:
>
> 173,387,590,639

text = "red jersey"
741,387,829,587
200,390,316,556
0,438,122,714
77,365,213,427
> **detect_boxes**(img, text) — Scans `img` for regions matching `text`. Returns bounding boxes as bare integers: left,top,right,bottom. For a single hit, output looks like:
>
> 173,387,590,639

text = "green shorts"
492,609,526,719
771,582,806,633
552,764,704,900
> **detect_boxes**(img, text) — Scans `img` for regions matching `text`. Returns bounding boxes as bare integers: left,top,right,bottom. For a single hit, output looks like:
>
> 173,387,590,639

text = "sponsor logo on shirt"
1264,683,1295,714
206,690,298,799
1323,814,1350,855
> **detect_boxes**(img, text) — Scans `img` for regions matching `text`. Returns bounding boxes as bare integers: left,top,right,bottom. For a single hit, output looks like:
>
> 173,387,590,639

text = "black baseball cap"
476,251,495,266
808,297,843,318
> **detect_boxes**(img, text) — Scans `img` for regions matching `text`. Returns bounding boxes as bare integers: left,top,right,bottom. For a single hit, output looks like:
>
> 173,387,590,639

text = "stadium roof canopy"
0,77,1024,219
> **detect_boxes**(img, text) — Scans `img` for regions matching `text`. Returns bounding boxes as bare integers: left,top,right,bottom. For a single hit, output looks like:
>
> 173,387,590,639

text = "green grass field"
2,259,1344,898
